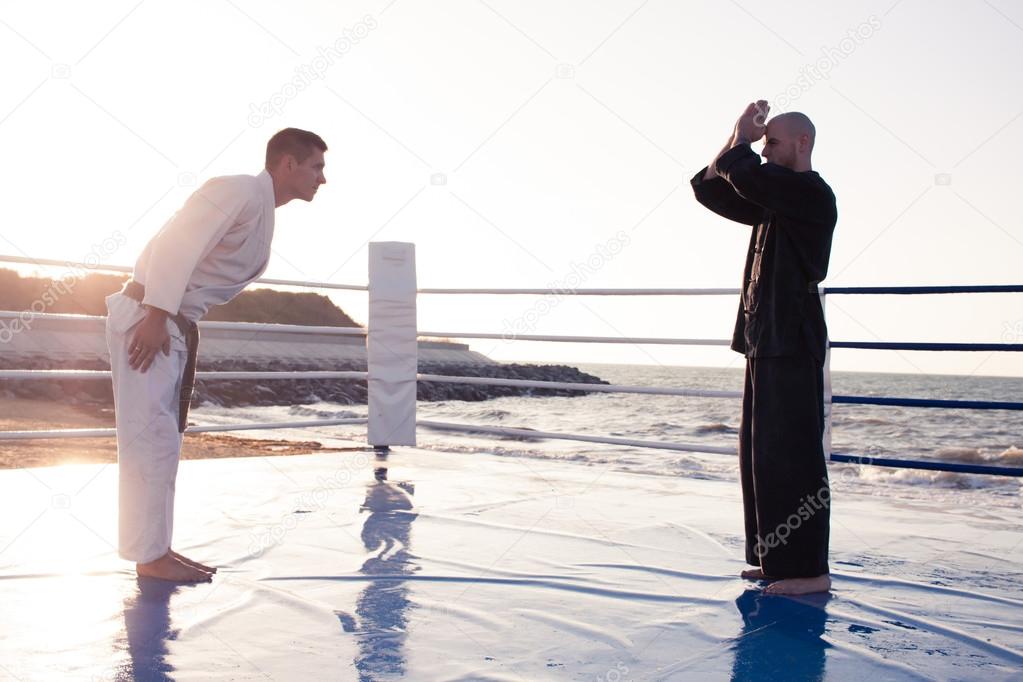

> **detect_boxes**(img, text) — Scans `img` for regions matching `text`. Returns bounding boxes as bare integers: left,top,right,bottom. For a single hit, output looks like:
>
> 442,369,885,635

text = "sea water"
190,364,1023,510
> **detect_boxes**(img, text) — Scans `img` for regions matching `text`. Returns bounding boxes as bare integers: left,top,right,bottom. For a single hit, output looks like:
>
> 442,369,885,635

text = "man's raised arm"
690,101,771,226
714,102,831,222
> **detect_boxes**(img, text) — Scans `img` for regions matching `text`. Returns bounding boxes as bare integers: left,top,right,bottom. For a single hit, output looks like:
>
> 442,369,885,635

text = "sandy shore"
0,397,351,469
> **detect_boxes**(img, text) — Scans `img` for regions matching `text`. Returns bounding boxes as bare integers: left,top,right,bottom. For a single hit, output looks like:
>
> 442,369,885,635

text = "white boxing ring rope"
0,419,368,441
0,254,369,292
418,331,733,345
417,287,740,296
417,420,737,455
0,370,370,381
2,251,1020,478
0,310,367,337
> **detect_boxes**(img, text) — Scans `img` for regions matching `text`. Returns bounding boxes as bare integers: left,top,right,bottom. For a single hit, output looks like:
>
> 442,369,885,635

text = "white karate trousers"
105,292,187,564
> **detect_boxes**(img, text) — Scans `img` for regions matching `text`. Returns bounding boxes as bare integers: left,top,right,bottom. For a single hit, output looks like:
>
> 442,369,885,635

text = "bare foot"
741,568,773,580
171,549,218,574
136,552,212,583
763,574,831,595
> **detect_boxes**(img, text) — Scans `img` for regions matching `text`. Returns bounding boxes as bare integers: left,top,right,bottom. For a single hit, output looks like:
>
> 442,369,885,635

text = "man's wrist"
143,305,170,320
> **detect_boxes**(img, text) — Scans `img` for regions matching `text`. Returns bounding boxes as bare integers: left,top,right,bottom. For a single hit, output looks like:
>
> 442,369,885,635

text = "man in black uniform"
691,101,837,595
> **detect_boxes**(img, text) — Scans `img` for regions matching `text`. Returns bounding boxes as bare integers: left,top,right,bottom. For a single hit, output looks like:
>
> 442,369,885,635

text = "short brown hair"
265,128,327,168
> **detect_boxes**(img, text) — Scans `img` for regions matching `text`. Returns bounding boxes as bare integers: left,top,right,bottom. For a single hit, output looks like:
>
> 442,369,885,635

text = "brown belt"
121,280,199,433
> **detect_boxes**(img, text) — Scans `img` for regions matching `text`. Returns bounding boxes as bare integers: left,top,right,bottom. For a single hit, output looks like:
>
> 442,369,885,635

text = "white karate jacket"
133,170,276,322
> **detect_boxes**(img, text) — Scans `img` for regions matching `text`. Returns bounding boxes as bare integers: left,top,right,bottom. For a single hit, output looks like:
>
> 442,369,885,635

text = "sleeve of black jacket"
690,166,764,227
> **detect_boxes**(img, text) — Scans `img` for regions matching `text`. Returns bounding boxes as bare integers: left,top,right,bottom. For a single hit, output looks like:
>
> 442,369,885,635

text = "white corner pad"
367,241,418,447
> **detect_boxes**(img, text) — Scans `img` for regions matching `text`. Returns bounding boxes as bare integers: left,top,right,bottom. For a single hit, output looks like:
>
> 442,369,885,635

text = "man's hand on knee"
128,306,171,372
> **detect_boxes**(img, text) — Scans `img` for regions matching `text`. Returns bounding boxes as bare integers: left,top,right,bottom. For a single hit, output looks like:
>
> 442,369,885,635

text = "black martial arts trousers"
739,355,830,578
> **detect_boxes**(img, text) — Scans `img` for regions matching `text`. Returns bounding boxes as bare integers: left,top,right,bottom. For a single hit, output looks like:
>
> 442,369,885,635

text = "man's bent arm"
691,172,764,226
692,130,765,226
703,135,737,181
714,144,822,220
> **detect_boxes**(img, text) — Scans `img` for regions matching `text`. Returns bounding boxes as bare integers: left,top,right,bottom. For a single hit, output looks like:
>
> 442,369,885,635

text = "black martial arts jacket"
691,144,837,363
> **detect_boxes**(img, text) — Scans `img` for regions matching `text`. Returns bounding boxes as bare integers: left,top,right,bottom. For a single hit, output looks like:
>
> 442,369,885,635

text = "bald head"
763,112,817,171
770,112,815,144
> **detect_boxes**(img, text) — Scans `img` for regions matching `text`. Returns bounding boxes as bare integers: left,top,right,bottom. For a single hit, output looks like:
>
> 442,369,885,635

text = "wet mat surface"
1,448,1021,680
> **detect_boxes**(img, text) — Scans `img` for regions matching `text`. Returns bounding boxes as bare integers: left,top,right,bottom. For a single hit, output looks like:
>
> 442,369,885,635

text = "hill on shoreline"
0,268,361,327
0,269,611,407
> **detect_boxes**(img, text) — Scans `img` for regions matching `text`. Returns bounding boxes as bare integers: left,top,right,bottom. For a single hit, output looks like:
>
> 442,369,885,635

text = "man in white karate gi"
105,128,327,582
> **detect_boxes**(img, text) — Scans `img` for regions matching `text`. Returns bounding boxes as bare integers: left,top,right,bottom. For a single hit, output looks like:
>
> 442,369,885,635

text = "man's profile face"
761,121,798,170
288,148,327,202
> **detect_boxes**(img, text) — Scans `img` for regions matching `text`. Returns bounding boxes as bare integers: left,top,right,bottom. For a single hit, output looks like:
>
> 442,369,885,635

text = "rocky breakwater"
0,357,609,408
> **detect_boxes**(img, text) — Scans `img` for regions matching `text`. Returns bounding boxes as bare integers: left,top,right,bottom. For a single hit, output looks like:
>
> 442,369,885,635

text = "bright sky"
1,0,1021,378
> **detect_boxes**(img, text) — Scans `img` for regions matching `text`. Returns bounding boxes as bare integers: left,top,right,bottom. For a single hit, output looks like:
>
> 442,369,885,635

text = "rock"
0,356,608,409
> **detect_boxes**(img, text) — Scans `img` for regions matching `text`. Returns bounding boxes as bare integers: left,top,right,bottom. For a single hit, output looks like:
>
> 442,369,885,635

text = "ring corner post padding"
367,241,418,447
